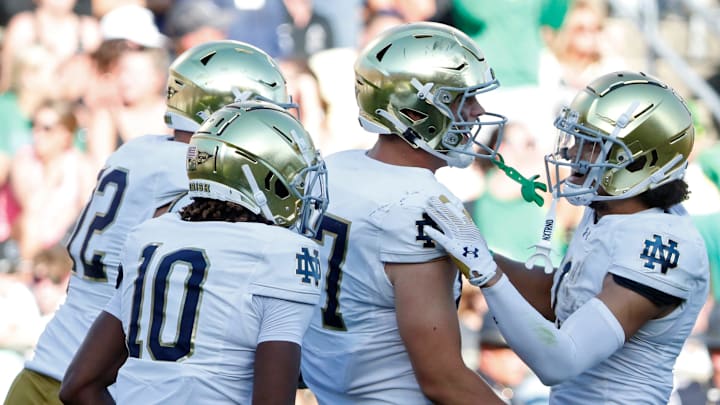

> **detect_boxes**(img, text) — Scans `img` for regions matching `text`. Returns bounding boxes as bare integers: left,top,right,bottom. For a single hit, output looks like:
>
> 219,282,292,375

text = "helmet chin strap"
410,78,436,103
241,164,276,224
373,108,464,166
289,129,314,165
592,154,686,202
232,88,253,103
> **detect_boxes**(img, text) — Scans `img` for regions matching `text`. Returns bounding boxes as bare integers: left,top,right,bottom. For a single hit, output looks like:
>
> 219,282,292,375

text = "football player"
4,40,291,405
299,22,506,404
60,101,328,404
425,71,709,404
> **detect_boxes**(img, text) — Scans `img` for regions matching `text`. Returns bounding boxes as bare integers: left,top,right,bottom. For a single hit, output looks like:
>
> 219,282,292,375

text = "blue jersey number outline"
127,245,209,361
67,168,129,281
313,214,350,331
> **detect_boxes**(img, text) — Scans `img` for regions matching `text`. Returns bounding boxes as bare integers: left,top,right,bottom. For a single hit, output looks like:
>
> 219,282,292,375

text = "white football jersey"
301,150,462,404
113,214,321,404
550,207,709,404
26,135,188,381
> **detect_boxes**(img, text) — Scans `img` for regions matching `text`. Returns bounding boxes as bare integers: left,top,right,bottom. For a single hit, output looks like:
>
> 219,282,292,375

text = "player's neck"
592,196,649,219
367,134,445,172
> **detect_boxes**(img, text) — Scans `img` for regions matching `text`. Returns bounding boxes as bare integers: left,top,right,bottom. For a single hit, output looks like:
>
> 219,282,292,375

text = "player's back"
26,135,188,380
301,150,458,403
115,214,321,404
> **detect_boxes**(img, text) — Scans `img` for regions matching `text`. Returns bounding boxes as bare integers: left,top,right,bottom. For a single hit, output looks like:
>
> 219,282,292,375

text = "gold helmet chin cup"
186,101,328,236
165,40,290,132
546,71,694,205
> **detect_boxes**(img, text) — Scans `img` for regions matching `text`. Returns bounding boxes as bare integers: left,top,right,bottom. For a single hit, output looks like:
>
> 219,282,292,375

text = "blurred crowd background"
0,0,719,404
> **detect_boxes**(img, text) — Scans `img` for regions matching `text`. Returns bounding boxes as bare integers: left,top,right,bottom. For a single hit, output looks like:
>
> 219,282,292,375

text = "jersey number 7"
313,215,350,331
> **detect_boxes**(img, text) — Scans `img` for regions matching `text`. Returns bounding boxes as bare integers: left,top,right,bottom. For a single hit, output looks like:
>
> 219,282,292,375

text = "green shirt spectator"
451,0,569,87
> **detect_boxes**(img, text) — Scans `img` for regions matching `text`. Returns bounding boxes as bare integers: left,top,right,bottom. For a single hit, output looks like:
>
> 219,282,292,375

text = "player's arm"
479,270,677,385
59,311,127,405
493,254,555,320
422,196,661,385
597,273,681,339
252,295,315,405
254,341,301,405
387,258,503,404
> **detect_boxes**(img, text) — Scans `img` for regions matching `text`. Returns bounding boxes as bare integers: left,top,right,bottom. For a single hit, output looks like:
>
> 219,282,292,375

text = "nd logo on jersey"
416,213,439,248
640,234,679,274
296,247,321,286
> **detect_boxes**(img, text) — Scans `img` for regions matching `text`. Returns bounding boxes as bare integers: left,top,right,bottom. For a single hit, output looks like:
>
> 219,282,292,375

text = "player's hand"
424,196,497,287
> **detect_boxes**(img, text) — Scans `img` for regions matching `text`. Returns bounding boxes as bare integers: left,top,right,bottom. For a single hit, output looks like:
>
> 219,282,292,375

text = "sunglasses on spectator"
32,121,60,132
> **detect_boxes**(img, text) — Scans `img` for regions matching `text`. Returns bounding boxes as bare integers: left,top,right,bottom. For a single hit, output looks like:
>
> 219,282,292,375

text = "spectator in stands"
162,0,232,57
30,244,72,319
0,45,58,248
451,0,569,88
364,0,437,23
85,44,171,168
539,0,628,116
9,99,94,261
277,0,335,60
0,0,101,92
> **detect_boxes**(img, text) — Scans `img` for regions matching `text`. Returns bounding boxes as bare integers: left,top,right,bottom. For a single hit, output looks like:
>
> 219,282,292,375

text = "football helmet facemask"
545,71,694,206
165,40,293,132
186,101,328,237
355,22,507,168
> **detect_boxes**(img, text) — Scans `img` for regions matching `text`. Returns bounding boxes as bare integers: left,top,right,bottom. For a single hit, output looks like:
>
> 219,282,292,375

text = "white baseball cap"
100,5,169,48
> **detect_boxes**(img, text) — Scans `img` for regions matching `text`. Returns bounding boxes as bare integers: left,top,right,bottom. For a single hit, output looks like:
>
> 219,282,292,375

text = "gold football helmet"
355,22,506,168
165,40,292,132
186,101,328,236
546,71,694,206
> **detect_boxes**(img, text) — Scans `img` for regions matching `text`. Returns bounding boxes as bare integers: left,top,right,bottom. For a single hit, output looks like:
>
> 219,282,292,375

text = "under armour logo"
640,234,679,274
416,213,439,248
463,247,479,258
296,247,321,286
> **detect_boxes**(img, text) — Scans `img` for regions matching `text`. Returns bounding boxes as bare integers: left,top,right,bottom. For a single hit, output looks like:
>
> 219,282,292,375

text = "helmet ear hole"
274,180,290,199
400,108,427,123
264,171,290,198
649,150,659,166
626,155,647,172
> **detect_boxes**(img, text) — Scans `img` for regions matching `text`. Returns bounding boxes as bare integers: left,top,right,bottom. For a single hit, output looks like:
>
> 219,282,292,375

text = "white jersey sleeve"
249,232,324,305
606,210,709,299
375,189,453,263
254,295,315,345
